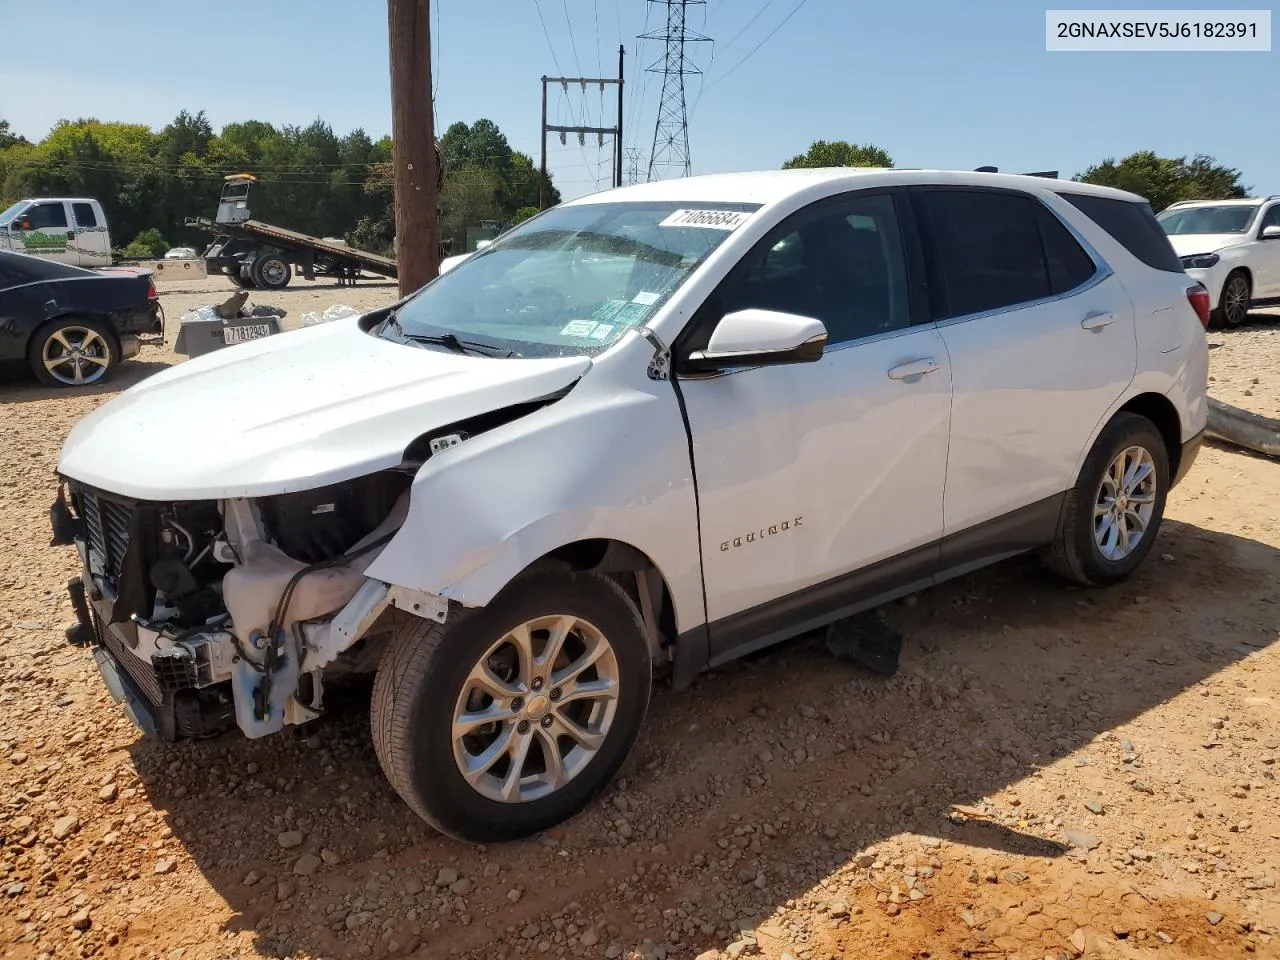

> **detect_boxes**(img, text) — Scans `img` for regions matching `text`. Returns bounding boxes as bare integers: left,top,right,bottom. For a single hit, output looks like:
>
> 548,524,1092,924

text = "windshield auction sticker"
659,209,753,230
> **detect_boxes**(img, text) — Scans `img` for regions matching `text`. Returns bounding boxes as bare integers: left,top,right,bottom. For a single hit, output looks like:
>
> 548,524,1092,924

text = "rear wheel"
1213,270,1251,328
1041,412,1169,586
251,253,292,290
371,571,651,842
28,317,119,388
228,270,257,289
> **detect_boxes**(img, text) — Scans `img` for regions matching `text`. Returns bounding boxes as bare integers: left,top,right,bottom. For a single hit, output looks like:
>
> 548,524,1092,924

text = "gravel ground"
2,276,1280,960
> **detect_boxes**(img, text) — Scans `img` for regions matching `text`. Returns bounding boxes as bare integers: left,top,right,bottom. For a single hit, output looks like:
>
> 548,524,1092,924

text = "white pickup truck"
0,197,112,267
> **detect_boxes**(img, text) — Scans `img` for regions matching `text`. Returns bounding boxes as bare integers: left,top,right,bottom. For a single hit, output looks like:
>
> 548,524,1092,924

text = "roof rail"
972,167,1060,178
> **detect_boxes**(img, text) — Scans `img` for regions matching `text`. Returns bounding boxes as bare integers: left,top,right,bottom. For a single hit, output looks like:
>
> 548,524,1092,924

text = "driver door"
18,201,75,263
673,190,952,661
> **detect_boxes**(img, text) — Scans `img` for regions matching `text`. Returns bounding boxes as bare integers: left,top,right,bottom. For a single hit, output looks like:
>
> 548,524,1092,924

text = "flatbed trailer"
186,174,405,290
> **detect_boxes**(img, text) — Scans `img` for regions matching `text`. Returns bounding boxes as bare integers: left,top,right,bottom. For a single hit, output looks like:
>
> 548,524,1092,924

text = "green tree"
1074,151,1248,213
0,113,558,260
782,140,893,169
0,119,28,149
512,206,540,225
440,119,560,215
121,228,168,259
439,167,502,252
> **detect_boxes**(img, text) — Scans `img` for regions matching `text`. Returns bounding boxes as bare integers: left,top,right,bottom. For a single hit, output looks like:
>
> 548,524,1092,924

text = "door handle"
887,358,940,380
1081,310,1114,330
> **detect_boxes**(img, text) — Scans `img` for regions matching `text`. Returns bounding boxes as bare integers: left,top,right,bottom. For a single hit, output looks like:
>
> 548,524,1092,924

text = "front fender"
363,353,705,634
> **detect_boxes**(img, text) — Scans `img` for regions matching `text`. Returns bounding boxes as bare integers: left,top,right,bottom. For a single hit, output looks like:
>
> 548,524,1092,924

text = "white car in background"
52,169,1208,841
1158,197,1280,327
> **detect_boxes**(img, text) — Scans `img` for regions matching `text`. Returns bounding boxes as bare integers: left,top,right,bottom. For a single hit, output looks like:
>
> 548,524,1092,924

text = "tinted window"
26,202,69,230
1260,204,1280,232
1036,206,1097,294
72,202,98,228
1058,193,1183,273
918,190,1050,319
713,193,911,346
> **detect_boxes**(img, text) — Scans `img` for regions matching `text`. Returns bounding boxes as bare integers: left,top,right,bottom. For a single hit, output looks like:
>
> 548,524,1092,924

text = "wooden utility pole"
388,0,438,297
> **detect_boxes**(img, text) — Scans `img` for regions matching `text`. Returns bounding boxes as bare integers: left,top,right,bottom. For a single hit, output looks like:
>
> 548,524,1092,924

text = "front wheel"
1213,270,1251,328
1041,412,1170,586
371,571,652,842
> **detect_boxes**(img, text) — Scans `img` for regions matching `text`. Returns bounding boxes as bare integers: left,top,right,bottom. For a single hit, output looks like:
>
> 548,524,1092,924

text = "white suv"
1157,196,1280,326
51,169,1208,841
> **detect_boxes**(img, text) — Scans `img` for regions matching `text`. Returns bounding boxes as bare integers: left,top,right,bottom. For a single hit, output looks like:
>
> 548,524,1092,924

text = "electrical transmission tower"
641,0,709,182
625,148,642,185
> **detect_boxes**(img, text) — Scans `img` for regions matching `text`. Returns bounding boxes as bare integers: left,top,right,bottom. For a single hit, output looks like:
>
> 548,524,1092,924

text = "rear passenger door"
912,187,1136,549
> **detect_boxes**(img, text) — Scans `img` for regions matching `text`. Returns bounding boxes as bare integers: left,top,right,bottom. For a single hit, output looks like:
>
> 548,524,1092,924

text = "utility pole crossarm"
537,46,627,207
546,125,619,136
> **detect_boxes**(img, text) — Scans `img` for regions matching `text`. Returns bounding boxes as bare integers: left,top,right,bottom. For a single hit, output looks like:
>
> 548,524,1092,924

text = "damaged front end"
52,468,439,742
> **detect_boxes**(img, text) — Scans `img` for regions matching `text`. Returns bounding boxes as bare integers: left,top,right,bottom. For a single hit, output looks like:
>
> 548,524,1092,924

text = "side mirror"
1262,225,1280,240
679,308,827,374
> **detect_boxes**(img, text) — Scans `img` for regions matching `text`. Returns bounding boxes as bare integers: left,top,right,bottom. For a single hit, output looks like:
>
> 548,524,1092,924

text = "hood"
57,316,591,500
1165,234,1248,257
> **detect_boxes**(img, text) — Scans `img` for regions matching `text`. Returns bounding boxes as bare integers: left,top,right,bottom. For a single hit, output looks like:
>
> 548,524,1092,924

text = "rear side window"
26,202,69,229
916,190,1051,319
1057,193,1183,273
72,203,98,228
1035,206,1097,294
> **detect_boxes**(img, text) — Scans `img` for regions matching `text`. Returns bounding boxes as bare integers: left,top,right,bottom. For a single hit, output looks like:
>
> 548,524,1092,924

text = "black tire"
228,270,257,289
371,571,652,842
1041,412,1170,587
251,253,292,290
1212,270,1251,328
27,316,119,388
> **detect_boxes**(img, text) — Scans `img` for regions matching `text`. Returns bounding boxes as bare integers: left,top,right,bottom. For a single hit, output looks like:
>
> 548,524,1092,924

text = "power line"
720,0,778,54
562,0,584,76
703,0,811,91
533,0,564,74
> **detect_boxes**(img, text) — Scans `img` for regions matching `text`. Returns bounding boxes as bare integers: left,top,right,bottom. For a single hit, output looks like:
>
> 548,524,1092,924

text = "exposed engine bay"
53,469,425,741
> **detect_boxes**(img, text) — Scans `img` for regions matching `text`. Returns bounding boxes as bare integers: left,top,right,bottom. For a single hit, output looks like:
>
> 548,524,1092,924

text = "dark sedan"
0,250,163,387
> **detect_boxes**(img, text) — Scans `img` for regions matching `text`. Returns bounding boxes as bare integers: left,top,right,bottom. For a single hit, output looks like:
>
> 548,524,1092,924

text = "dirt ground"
2,274,1280,960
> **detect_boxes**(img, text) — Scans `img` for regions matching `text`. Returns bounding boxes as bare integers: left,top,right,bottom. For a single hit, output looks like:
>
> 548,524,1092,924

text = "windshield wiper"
409,331,520,358
379,309,518,357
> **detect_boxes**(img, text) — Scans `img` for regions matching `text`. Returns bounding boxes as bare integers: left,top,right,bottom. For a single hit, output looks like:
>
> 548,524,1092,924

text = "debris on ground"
300,303,360,327
825,613,902,675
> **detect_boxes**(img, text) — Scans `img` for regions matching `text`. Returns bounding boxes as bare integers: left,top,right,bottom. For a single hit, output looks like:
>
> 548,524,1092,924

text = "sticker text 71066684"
658,209,753,231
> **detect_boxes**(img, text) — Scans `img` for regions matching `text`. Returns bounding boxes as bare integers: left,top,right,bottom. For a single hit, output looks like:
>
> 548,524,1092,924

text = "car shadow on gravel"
128,518,1280,960
0,358,173,405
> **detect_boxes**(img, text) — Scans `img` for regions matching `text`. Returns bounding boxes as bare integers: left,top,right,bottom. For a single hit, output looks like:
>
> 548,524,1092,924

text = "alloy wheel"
42,327,110,386
1093,445,1157,561
1223,275,1250,326
451,614,620,803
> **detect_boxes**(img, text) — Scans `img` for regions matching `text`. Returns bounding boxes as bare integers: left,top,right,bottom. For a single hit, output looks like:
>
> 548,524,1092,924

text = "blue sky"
2,0,1276,199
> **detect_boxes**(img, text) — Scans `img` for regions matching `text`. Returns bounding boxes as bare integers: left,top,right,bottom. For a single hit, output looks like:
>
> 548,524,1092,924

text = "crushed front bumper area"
68,575,237,741
53,480,448,744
